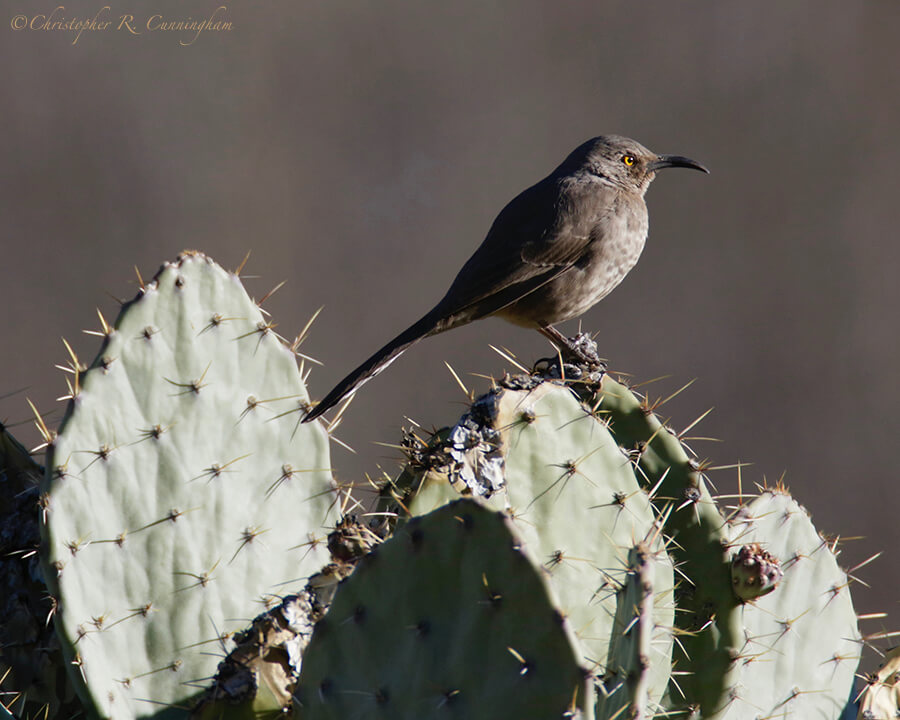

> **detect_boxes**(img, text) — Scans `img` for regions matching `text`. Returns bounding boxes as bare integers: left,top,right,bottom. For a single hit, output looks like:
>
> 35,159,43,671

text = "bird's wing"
432,178,616,323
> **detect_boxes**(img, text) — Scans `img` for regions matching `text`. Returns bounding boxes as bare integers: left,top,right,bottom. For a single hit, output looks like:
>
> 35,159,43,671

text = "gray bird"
303,135,707,423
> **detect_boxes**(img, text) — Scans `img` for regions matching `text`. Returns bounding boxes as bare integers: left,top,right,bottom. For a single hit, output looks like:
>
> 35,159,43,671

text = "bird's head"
565,135,708,195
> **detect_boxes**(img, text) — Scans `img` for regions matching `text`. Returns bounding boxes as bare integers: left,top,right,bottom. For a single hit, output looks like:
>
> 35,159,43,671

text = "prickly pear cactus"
40,253,340,720
720,489,861,719
385,379,675,715
297,499,591,719
193,516,382,720
591,374,741,716
0,254,875,720
595,543,659,720
384,362,865,720
586,374,863,718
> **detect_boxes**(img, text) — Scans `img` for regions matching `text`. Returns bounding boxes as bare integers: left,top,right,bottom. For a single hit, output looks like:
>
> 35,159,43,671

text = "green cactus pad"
595,543,661,720
720,489,860,719
592,375,739,715
41,253,340,720
297,499,589,719
193,517,379,720
398,381,675,714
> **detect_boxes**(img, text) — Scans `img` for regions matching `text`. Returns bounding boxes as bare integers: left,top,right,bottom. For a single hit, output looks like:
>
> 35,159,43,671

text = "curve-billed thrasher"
303,135,707,423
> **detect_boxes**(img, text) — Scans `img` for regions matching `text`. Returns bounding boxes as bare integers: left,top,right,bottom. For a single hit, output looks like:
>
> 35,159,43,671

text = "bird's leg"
536,325,607,373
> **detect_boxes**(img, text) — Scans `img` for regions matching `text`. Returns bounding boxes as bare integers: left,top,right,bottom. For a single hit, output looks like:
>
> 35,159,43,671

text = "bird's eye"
622,154,635,166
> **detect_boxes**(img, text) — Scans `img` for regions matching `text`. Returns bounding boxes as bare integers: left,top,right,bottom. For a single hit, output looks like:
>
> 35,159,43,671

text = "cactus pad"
296,499,589,719
40,253,340,720
595,543,661,720
395,380,675,713
720,489,861,719
593,374,740,715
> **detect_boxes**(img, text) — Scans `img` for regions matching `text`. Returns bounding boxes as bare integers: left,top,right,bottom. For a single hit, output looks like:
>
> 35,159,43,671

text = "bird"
303,135,707,423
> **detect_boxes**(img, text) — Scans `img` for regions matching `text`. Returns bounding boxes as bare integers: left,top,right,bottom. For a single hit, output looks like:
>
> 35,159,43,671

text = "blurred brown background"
2,1,897,654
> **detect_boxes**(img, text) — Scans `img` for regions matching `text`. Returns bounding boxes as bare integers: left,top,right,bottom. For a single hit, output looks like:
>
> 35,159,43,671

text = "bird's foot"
563,332,607,369
534,330,606,381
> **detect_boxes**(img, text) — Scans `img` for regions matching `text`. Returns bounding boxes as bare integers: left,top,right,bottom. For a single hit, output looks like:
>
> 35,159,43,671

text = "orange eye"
622,155,635,166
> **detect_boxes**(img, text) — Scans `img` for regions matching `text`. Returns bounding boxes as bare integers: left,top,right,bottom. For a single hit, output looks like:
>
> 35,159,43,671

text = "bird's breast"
497,199,649,327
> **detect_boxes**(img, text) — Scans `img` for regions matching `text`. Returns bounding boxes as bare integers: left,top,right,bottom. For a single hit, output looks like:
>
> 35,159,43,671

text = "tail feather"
302,312,441,423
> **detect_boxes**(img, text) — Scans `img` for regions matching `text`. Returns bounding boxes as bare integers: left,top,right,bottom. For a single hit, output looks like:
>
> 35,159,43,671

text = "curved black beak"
650,154,709,174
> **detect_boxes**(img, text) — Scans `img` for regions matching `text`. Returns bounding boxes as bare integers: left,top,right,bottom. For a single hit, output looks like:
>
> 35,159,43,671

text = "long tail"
302,311,442,423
